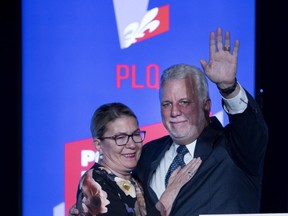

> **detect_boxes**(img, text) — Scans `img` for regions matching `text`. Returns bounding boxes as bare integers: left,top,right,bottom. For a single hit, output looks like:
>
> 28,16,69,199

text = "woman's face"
96,116,143,177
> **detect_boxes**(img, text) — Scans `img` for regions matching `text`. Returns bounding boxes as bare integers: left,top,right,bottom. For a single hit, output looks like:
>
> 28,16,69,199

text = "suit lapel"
194,116,223,160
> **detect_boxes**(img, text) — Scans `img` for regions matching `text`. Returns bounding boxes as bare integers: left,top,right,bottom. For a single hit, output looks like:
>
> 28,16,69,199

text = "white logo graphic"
123,8,160,48
113,0,167,49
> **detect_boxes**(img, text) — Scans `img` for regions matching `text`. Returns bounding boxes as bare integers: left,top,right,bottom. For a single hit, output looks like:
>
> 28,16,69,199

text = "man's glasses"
98,131,146,146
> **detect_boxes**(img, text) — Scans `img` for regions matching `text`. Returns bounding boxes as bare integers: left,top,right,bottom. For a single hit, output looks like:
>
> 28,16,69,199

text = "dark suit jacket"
133,91,268,216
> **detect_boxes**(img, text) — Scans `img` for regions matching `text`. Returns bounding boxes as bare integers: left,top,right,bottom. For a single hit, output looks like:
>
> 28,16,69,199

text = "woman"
72,102,202,216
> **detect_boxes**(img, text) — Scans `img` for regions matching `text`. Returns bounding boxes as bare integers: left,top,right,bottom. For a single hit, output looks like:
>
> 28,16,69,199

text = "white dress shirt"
150,141,196,199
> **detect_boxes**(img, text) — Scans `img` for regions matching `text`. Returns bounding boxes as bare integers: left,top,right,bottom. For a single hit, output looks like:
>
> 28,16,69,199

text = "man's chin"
170,134,188,143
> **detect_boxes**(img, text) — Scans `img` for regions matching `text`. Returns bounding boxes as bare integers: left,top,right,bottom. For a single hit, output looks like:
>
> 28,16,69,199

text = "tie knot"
177,145,188,156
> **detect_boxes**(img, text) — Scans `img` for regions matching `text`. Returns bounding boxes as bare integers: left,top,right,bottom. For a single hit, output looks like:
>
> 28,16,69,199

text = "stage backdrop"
22,0,255,215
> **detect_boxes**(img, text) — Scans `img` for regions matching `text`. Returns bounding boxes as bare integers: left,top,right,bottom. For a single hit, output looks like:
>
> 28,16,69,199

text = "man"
133,27,268,215
69,27,268,216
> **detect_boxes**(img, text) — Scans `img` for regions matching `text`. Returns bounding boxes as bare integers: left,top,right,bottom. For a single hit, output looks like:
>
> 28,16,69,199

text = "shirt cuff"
222,82,248,114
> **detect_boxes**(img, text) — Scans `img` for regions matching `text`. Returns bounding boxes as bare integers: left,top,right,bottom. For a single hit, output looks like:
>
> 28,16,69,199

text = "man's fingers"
200,59,208,71
224,31,231,52
232,40,240,57
210,31,216,54
216,27,223,51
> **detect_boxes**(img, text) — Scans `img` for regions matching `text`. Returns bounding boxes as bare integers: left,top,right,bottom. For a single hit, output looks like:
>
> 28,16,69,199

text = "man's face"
160,77,210,144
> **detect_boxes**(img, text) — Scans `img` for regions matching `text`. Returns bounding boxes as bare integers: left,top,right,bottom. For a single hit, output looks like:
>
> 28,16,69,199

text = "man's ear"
204,98,211,112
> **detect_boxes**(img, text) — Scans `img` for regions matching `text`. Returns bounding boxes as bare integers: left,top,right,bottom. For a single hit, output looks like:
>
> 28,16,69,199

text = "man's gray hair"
160,63,209,101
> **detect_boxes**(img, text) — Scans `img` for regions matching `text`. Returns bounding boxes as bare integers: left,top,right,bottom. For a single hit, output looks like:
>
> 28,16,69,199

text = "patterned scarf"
131,177,147,216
